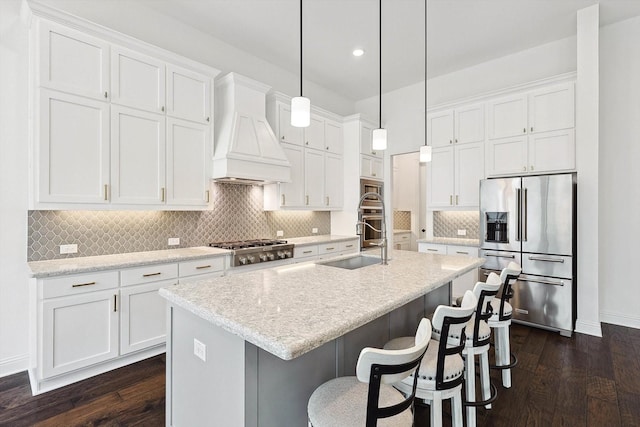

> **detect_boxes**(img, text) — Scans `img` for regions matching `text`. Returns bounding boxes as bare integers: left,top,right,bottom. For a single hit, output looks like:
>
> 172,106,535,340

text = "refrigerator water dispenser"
486,212,509,243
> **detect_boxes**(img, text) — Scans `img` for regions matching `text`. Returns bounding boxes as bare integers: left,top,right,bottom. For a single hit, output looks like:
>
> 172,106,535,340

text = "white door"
304,149,325,207
167,65,211,124
304,116,325,151
427,109,454,148
485,136,528,177
455,142,484,207
38,21,109,101
324,153,343,208
528,129,576,173
528,83,575,134
488,94,528,140
111,105,166,205
38,89,110,204
277,103,304,145
324,120,343,154
166,118,211,206
428,147,454,207
455,104,485,144
41,289,118,378
120,281,171,354
280,144,305,207
111,47,165,114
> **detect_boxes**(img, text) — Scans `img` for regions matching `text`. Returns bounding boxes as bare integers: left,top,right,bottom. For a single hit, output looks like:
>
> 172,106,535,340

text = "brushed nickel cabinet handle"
72,281,96,288
326,247,335,251
531,127,533,132
161,187,165,202
195,265,211,270
143,272,162,277
456,251,469,255
113,294,117,312
104,184,108,201
281,194,285,205
427,248,438,252
326,196,329,206
345,244,354,248
456,195,459,205
450,195,453,205
104,91,108,98
303,250,313,254
306,195,309,205
205,190,210,203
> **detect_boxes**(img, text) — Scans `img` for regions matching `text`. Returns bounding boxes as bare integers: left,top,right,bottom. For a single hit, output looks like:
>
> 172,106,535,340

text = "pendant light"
372,0,387,150
291,0,310,128
420,0,432,163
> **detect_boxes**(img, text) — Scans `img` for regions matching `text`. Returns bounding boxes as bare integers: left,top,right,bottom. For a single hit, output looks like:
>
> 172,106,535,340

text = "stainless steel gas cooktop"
208,239,294,266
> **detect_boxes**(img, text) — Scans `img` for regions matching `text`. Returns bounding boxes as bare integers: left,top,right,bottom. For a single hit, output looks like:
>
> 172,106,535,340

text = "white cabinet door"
324,120,343,154
111,47,165,114
455,142,484,207
304,149,325,207
166,118,211,206
371,157,384,180
418,242,446,254
360,122,381,157
280,144,305,207
166,65,211,124
277,103,304,146
38,89,110,204
528,83,575,134
427,109,454,148
528,129,575,173
120,280,171,355
455,104,485,144
111,105,166,205
485,136,528,177
38,21,109,101
304,116,325,151
324,153,343,208
488,94,528,140
360,155,373,179
41,289,118,378
428,147,454,207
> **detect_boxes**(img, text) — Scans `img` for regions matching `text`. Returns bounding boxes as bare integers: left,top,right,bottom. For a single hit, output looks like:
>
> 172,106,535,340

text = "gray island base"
160,249,484,426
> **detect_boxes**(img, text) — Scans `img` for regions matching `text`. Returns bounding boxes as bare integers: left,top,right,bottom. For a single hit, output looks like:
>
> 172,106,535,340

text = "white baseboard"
574,318,603,337
0,353,29,378
599,310,640,330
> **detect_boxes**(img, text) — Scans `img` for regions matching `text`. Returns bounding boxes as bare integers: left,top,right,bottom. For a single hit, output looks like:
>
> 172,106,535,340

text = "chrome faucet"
356,192,388,265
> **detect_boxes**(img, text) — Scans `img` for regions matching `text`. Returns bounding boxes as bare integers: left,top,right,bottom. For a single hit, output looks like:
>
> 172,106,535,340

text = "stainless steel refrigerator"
479,173,576,337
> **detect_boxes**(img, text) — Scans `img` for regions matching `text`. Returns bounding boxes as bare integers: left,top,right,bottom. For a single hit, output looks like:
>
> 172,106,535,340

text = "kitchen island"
159,249,484,426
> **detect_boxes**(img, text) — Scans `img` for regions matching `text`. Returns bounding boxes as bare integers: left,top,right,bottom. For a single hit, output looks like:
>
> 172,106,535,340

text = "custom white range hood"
213,72,291,184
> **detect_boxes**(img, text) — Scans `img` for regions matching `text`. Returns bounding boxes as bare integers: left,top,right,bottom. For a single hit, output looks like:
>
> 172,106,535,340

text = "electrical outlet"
194,338,206,362
457,229,467,236
59,244,78,254
312,228,318,234
168,237,180,246
276,230,284,237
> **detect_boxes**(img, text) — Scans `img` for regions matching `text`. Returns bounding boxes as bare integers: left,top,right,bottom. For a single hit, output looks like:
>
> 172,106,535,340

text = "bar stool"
384,291,477,427
307,318,431,427
489,262,521,389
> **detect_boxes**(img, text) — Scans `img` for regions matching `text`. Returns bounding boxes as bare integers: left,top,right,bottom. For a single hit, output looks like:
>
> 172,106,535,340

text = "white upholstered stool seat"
386,338,465,385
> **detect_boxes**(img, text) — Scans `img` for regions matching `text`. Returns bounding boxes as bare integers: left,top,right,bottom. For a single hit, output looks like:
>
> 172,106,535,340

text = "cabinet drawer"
447,245,479,257
340,240,359,253
294,245,318,259
318,242,341,256
418,243,446,254
42,271,119,299
121,263,178,286
179,257,225,278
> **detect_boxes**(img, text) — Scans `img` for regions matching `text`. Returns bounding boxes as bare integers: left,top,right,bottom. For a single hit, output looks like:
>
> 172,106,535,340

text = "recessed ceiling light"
352,48,365,57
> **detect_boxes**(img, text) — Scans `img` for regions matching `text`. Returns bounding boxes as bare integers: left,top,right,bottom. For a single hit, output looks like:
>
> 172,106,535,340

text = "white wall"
0,0,30,376
39,0,355,116
598,15,640,328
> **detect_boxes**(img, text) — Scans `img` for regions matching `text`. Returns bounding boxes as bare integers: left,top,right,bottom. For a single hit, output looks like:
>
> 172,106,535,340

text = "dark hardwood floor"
1,323,639,426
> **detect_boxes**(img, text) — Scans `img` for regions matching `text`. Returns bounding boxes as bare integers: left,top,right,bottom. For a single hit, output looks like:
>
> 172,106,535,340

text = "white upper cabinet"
304,149,325,207
38,89,110,204
278,144,305,207
429,142,484,208
275,103,304,145
324,119,343,154
38,21,109,101
427,110,453,148
488,94,528,140
528,83,575,134
359,122,382,158
428,148,455,207
167,65,212,124
428,104,484,148
166,118,212,206
304,116,325,151
324,153,343,209
111,47,165,113
111,105,166,205
485,136,528,176
528,128,575,173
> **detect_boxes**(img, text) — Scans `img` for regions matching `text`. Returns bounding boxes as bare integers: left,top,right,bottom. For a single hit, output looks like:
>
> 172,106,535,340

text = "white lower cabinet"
418,243,479,300
293,239,359,263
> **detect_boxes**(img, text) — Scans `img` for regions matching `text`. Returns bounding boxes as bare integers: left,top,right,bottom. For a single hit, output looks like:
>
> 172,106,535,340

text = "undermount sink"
319,255,382,270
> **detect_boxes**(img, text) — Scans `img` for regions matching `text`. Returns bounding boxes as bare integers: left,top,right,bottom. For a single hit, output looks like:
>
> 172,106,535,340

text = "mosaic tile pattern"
433,211,480,239
28,183,330,261
393,211,411,230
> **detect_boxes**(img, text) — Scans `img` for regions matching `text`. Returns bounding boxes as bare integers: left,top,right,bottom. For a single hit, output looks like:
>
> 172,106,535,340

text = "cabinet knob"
455,138,458,143
372,151,376,155
306,141,309,145
523,166,527,171
326,146,329,150
449,139,452,144
372,172,376,177
282,135,285,139
523,128,526,133
530,127,533,132
530,165,534,171
206,117,210,122
161,106,165,112
104,91,108,99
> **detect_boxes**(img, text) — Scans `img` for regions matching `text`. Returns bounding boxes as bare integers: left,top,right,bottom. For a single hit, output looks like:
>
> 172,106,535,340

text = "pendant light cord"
300,0,303,97
424,0,427,146
379,0,382,129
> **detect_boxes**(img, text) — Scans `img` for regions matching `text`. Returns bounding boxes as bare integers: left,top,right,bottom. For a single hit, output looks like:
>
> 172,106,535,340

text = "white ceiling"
43,0,640,101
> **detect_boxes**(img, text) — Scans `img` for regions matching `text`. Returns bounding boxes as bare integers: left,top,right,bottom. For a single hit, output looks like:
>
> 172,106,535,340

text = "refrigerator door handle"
516,188,521,242
528,255,565,263
523,188,528,242
521,276,565,287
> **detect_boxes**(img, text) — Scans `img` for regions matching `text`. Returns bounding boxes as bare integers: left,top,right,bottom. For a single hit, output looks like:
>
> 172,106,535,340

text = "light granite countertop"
28,247,231,278
286,234,359,246
416,237,480,247
159,249,484,361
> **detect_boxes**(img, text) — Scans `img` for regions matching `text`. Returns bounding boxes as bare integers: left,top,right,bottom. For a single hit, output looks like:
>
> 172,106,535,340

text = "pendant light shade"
420,145,432,162
291,96,310,127
374,0,387,150
420,0,430,163
291,0,310,128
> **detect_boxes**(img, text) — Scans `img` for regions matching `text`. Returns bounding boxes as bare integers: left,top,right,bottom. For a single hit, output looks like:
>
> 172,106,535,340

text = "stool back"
496,262,522,321
431,291,477,390
469,273,502,347
356,318,431,427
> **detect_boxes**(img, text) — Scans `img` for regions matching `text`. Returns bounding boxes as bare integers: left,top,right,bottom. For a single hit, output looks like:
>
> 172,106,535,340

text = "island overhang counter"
160,249,485,427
